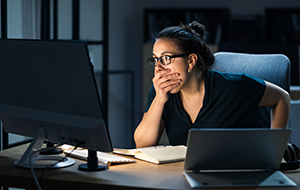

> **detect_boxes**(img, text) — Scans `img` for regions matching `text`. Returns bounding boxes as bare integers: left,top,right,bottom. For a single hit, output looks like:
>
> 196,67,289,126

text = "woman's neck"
179,70,205,124
180,70,204,98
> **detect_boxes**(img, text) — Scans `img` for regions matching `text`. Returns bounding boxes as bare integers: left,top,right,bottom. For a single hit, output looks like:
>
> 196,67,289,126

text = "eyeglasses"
148,54,188,67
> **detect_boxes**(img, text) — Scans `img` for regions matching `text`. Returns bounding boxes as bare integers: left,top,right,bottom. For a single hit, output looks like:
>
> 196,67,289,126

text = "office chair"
212,52,300,171
212,52,290,128
287,99,300,147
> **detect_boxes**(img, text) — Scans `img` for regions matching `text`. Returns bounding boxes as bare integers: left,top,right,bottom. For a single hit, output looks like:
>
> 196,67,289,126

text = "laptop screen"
184,128,291,172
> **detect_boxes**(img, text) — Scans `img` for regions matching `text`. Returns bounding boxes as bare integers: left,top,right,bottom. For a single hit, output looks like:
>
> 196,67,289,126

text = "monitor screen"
0,39,113,154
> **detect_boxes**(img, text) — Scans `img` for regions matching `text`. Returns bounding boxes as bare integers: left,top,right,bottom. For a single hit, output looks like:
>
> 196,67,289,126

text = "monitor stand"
78,150,108,171
39,142,63,155
14,127,75,169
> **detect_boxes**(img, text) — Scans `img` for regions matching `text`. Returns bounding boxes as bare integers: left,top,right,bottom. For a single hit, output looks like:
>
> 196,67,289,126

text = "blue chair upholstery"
212,52,291,128
288,99,300,145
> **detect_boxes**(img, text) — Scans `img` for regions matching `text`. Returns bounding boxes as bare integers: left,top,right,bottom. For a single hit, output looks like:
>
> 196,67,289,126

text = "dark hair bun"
187,21,207,41
157,21,215,70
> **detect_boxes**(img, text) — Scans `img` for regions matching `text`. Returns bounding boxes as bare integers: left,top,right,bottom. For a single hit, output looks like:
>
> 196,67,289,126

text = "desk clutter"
62,144,187,165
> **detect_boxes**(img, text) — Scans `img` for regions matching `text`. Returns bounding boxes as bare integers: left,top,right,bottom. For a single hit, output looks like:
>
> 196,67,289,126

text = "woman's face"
152,38,190,93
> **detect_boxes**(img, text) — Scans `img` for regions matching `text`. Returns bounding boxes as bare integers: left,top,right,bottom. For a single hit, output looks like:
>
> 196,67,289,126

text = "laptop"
184,128,297,188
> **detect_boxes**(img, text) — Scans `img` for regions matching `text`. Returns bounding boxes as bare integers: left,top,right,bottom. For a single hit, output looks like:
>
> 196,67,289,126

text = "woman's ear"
188,53,198,70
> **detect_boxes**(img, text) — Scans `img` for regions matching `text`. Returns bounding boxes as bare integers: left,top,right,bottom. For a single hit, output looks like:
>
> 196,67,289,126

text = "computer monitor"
0,39,113,171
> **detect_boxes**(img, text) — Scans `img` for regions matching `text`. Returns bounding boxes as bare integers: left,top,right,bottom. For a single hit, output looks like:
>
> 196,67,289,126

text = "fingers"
158,80,180,93
154,68,171,78
153,68,181,95
154,68,179,81
157,78,181,90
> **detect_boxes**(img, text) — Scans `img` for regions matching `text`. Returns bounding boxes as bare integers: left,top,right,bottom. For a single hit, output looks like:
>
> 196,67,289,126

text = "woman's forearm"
134,97,166,148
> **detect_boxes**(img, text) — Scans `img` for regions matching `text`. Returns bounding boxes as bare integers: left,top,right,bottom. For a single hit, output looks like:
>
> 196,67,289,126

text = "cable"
39,141,83,180
37,141,84,188
29,142,67,190
29,150,42,190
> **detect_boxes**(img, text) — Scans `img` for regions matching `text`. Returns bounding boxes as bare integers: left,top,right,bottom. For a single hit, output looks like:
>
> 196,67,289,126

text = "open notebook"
113,145,187,164
184,128,296,188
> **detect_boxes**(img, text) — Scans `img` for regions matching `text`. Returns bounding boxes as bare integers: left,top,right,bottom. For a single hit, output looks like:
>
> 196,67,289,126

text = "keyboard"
64,149,136,165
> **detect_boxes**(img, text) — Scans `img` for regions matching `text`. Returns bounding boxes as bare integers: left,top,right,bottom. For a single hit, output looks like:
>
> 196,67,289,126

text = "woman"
134,21,290,148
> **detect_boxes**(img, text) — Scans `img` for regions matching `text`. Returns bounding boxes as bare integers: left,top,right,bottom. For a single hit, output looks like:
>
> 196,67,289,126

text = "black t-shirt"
145,69,266,146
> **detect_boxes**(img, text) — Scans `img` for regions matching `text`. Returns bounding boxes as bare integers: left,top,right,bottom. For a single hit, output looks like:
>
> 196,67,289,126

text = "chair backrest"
287,99,300,145
212,52,291,128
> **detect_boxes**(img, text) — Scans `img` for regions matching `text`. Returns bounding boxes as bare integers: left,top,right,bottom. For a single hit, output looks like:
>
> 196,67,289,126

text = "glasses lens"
163,56,171,65
148,58,156,67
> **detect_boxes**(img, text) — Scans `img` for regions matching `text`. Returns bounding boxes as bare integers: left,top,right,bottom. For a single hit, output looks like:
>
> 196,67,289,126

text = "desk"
0,144,300,190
